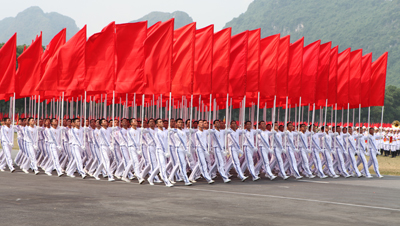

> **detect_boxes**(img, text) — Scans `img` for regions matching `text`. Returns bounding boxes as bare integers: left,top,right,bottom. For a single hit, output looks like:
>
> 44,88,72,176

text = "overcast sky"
0,0,254,36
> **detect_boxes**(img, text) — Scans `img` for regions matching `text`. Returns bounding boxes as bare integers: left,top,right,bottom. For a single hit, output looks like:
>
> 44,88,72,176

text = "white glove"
109,145,113,150
81,146,86,151
226,130,232,134
33,145,38,151
164,152,170,158
282,148,287,154
9,143,13,146
284,131,290,135
334,132,339,136
223,151,228,156
307,149,312,153
57,146,63,151
271,130,277,134
137,150,142,156
186,151,192,158
253,147,258,153
294,148,300,153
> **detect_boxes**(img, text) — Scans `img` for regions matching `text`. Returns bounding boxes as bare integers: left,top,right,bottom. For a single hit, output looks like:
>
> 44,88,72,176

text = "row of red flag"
0,18,388,110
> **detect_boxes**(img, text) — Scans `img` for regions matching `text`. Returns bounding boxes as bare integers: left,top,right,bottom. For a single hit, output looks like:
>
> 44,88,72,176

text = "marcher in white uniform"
0,118,15,172
93,119,115,182
127,118,147,184
254,121,276,180
209,120,231,183
241,121,261,181
189,120,215,184
226,121,248,181
21,118,40,175
169,118,193,186
67,118,87,179
46,119,64,177
147,119,173,187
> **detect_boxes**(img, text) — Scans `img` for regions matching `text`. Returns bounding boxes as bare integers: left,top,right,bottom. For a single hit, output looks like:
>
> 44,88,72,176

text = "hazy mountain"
131,11,193,29
0,6,79,45
225,0,400,87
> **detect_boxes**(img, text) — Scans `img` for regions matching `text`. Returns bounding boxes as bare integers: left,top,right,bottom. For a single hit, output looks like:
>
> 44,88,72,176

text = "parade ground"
0,151,399,226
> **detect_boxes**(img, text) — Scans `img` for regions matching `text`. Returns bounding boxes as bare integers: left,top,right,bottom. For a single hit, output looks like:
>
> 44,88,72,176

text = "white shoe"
108,178,115,182
114,175,121,180
319,175,328,179
269,175,277,180
223,179,231,183
138,178,145,184
34,170,40,175
128,175,135,180
58,173,64,177
169,179,176,184
94,176,101,180
68,174,76,178
10,169,15,173
176,178,183,182
82,174,87,179
0,168,5,172
45,172,52,176
253,176,261,181
166,184,174,187
332,175,340,179
378,175,384,178
295,176,303,180
241,176,249,182
283,175,290,180
147,178,154,185
366,175,373,179
184,182,193,186
22,169,29,174
308,175,315,179
208,180,215,184
344,174,351,178
121,177,131,183
190,180,197,183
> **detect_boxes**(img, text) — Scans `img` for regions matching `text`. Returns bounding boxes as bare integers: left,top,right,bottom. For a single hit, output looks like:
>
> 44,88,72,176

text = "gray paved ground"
1,151,399,226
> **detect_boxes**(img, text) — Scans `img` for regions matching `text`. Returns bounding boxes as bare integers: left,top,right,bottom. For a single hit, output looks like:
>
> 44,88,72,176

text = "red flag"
277,35,290,99
336,48,351,108
144,19,174,95
229,30,248,99
58,26,86,92
212,27,231,96
288,37,304,105
349,49,362,107
328,46,338,106
85,22,116,93
172,22,196,96
246,29,260,99
37,26,86,92
370,52,388,107
17,33,42,97
301,40,320,105
0,33,16,94
315,42,331,107
259,34,280,99
360,53,372,108
41,28,66,76
115,22,147,94
194,25,213,95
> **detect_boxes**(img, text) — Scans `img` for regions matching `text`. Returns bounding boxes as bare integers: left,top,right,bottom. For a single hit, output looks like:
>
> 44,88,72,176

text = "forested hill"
225,0,400,87
0,6,79,45
131,11,193,29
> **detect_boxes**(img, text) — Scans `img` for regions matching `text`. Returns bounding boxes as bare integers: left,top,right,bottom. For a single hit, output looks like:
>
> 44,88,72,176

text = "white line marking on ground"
173,186,400,212
297,180,330,184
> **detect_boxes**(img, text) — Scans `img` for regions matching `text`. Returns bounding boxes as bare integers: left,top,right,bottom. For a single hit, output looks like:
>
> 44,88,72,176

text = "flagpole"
225,93,230,153
284,96,288,154
255,92,260,149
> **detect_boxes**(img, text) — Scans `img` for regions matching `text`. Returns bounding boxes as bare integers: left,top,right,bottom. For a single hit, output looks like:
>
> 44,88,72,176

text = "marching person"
226,120,248,181
46,119,64,177
0,117,15,172
67,118,87,179
147,119,174,187
21,118,40,175
169,118,193,186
